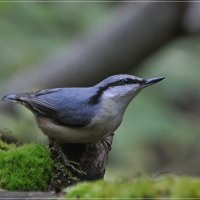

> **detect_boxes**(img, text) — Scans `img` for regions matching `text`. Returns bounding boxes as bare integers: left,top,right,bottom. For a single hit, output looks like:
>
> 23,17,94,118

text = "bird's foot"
58,147,86,176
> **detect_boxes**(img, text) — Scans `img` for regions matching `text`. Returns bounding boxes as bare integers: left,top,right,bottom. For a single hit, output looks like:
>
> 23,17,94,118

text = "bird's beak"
141,77,165,88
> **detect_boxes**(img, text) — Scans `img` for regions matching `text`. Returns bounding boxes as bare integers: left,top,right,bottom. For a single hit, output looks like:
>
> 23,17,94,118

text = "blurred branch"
0,2,186,111
183,2,200,34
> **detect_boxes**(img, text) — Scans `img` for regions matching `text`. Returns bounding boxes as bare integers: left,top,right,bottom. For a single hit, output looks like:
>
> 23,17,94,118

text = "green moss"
0,141,53,191
0,139,16,151
66,175,200,198
172,177,200,197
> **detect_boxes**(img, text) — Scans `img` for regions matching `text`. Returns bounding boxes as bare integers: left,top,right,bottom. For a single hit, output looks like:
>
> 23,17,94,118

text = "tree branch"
1,2,186,111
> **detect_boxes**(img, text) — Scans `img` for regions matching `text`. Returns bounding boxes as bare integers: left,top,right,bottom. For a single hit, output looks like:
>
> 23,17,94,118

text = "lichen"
0,140,53,191
65,175,200,198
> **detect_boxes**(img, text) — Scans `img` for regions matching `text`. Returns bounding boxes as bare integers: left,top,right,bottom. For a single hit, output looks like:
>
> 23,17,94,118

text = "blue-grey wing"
20,88,98,127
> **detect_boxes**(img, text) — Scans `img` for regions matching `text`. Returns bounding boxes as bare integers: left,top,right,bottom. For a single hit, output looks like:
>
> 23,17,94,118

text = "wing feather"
18,88,95,127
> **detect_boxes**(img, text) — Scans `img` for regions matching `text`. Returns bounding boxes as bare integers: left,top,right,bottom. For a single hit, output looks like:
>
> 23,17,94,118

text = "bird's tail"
1,94,19,103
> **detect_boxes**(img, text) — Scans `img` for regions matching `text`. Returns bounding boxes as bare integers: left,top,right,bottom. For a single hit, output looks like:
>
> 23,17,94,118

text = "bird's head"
91,74,165,105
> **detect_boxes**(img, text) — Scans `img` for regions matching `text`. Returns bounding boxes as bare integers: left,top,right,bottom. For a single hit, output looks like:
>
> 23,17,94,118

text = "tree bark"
50,134,113,191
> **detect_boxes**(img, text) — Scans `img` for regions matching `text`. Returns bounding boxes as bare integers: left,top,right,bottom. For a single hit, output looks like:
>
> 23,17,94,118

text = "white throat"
103,84,139,102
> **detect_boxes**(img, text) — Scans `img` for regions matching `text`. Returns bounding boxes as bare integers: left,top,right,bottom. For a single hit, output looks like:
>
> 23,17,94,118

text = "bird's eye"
123,78,132,84
123,78,138,84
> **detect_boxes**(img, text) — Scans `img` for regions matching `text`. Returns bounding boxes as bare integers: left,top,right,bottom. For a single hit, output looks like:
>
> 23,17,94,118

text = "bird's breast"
36,116,107,143
36,99,125,143
89,99,124,135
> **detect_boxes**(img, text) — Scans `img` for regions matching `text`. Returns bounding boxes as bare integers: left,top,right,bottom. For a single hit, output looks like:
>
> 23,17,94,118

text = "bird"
1,74,164,144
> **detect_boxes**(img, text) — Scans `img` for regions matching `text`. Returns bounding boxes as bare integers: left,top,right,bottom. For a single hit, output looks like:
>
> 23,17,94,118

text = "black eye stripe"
122,78,141,84
107,78,142,87
88,78,143,104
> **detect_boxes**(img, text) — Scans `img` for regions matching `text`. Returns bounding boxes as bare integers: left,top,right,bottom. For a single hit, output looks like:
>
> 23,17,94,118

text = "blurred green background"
0,2,200,180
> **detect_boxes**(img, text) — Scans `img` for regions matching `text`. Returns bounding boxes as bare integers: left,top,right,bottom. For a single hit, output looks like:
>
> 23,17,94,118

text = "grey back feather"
18,87,101,127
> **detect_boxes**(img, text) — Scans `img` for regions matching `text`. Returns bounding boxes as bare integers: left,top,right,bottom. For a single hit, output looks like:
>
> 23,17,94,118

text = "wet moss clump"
0,140,53,191
66,175,200,198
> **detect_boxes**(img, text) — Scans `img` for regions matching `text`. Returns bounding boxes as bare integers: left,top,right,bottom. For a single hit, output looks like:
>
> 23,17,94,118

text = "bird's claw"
59,147,86,176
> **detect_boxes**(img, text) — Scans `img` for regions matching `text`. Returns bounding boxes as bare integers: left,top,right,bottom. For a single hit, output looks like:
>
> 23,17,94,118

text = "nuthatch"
2,74,164,143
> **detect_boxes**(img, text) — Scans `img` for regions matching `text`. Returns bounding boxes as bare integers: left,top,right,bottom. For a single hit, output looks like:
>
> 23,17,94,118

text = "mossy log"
0,134,113,197
2,175,200,198
66,176,200,198
50,134,113,191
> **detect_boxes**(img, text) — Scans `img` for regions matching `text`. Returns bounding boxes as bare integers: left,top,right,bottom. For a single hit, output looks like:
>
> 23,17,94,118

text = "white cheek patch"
102,85,139,98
